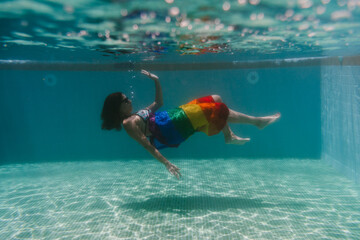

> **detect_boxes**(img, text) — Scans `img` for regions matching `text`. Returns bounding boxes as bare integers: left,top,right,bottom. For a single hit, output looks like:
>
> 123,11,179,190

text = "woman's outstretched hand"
141,69,159,81
165,162,182,180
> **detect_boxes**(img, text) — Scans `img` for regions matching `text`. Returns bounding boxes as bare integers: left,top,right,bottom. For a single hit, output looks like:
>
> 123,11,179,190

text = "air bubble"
249,0,260,5
42,74,57,87
169,7,180,16
223,2,231,11
121,9,128,16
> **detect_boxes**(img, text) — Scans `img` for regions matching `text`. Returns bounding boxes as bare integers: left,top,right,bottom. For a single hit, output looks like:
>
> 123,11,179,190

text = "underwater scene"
1,0,360,239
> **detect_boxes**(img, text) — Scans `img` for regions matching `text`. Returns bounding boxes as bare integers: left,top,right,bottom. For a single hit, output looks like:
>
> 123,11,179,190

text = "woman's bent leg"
211,94,280,129
211,94,250,145
211,94,280,144
222,124,250,145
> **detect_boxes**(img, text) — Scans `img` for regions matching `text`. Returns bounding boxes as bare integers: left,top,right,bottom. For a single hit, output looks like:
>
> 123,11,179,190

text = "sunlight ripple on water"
0,0,359,58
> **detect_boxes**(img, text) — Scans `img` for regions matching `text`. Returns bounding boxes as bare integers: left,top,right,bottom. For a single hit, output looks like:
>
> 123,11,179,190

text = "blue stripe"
155,111,186,145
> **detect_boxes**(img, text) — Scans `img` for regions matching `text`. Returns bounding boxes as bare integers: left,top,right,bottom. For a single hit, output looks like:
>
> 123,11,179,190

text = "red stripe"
185,96,229,136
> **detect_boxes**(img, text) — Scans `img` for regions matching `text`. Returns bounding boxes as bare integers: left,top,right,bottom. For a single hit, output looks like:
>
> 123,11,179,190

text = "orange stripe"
179,104,208,132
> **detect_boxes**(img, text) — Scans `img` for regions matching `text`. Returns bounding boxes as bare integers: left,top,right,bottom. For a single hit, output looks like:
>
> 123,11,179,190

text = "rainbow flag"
148,96,229,149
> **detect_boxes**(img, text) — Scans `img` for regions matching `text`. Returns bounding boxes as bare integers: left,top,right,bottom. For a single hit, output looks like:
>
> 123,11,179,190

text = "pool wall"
321,62,360,183
0,62,321,164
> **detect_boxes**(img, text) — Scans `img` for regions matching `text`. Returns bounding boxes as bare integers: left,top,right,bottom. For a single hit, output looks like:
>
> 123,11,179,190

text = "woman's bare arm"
141,70,163,112
123,117,181,179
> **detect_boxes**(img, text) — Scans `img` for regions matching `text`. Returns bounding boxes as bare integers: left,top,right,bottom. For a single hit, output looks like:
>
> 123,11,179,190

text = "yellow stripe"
179,104,208,131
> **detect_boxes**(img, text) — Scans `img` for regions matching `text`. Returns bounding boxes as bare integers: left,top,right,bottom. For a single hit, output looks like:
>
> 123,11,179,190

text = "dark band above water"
0,56,359,72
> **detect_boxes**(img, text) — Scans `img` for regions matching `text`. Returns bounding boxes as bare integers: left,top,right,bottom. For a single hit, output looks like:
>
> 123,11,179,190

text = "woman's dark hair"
101,92,125,131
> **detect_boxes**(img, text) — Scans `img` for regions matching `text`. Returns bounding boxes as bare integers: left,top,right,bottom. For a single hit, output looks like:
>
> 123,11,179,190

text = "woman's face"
119,94,132,116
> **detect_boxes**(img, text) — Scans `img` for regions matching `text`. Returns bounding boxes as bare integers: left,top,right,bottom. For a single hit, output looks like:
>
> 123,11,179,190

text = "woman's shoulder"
123,115,140,126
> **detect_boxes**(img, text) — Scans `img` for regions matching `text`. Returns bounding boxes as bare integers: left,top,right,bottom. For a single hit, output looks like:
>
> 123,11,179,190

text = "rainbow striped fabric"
148,96,229,149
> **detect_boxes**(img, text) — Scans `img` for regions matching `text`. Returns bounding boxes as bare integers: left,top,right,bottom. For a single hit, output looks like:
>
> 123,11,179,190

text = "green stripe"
167,108,195,139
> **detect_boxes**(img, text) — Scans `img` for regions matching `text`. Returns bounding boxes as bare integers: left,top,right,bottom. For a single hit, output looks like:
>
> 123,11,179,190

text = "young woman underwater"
101,70,280,180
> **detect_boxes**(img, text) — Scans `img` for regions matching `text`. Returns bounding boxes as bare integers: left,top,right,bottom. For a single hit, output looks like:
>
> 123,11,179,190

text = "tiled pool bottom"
1,159,359,240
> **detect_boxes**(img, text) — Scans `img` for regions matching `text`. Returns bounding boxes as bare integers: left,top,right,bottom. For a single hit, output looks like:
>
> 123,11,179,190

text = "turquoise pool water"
1,159,359,239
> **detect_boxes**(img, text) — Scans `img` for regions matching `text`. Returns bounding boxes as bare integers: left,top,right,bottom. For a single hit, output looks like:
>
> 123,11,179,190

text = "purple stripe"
148,112,181,148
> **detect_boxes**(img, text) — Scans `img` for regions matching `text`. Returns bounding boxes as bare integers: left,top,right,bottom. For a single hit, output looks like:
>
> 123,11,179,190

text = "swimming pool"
1,0,360,239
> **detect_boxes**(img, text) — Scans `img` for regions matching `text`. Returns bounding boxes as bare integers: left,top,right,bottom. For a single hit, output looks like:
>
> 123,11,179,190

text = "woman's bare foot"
256,113,281,129
225,135,250,145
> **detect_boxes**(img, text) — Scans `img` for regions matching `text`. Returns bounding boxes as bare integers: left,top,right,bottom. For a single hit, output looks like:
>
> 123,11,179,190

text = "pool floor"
1,159,359,239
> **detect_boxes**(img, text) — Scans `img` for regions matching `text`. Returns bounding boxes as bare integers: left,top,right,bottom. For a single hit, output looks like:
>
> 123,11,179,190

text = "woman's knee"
211,95,223,103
